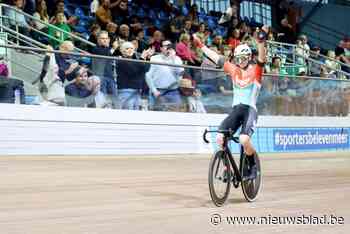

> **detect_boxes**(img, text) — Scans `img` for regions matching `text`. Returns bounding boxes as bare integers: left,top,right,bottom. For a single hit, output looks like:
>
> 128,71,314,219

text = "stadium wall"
0,104,349,155
300,3,350,49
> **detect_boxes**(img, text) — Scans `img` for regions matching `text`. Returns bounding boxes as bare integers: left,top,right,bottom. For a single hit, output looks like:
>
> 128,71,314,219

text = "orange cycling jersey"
223,61,263,110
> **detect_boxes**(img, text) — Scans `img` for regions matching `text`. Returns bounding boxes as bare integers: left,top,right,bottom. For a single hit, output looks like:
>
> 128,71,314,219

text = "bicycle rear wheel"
241,153,262,202
208,150,231,206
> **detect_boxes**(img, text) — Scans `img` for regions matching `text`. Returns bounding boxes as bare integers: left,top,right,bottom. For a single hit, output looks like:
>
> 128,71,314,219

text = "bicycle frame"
203,129,244,185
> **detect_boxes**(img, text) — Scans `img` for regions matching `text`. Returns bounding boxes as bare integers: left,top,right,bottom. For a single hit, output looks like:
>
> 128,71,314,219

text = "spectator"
227,28,240,50
219,3,234,25
211,34,225,55
114,24,130,46
90,0,99,16
178,75,206,113
129,15,143,36
146,40,184,111
0,73,25,104
199,46,227,95
269,56,290,115
134,29,148,53
87,23,101,53
295,35,309,67
45,0,56,16
239,21,252,39
188,4,199,28
96,0,113,29
148,30,163,53
65,66,102,107
116,42,153,110
37,45,65,105
339,37,350,52
286,1,302,34
276,0,289,29
194,23,206,41
163,17,182,43
7,0,31,43
267,30,275,41
110,0,129,25
106,22,118,42
335,46,350,79
49,0,67,25
32,0,49,33
172,8,185,34
266,30,279,69
181,19,193,35
278,17,296,44
270,56,284,94
176,33,199,66
299,34,310,58
0,58,9,78
308,46,322,77
324,50,341,79
55,41,79,83
193,23,207,64
48,12,71,49
91,31,118,108
220,2,240,31
23,0,36,15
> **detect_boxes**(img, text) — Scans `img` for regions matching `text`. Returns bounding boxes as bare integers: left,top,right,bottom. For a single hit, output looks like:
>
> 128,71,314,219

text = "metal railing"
0,3,95,52
0,43,349,116
1,43,349,82
267,40,350,78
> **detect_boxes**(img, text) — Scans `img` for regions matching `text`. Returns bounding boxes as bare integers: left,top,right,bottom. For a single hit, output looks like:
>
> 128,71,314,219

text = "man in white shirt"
145,40,184,111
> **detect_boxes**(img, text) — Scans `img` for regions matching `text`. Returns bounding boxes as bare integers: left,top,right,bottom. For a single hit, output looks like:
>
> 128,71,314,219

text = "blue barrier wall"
1,104,349,155
209,127,350,154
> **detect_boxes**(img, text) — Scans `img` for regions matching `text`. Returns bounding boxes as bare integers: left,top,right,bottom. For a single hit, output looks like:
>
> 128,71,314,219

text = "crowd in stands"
0,0,349,116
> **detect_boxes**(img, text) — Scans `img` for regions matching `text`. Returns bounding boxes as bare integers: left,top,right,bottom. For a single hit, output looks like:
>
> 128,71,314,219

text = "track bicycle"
203,129,262,206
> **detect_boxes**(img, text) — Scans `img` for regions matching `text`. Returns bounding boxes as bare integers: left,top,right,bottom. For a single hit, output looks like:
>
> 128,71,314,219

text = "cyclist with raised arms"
193,28,267,179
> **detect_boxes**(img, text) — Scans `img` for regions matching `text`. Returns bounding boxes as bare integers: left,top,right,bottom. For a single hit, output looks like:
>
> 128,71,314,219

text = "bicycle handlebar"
202,129,240,144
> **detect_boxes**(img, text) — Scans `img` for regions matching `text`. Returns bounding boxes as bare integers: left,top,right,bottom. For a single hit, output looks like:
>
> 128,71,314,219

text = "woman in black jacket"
116,41,153,110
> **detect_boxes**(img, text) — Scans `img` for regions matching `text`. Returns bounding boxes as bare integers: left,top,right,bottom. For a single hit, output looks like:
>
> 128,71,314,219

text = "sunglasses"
162,43,173,48
234,55,250,64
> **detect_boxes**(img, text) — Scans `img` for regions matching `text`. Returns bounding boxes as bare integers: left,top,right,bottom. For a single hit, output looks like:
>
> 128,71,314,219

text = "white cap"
234,44,252,57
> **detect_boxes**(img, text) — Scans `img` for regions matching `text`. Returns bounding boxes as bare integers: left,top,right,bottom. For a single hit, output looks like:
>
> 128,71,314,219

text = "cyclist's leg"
217,106,241,147
239,106,258,167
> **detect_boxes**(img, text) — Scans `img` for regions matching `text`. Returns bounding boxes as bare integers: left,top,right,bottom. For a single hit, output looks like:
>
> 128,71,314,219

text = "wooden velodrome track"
0,152,349,234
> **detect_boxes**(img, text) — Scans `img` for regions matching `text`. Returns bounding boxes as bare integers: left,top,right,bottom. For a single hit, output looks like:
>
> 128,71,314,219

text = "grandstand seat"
75,7,91,21
215,26,227,37
159,11,169,21
154,19,161,29
64,6,74,16
181,6,189,16
206,16,217,30
136,8,146,18
199,14,206,23
73,19,89,33
148,9,157,20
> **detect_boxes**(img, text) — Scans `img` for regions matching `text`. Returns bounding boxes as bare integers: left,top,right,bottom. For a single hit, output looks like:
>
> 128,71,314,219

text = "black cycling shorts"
219,104,258,137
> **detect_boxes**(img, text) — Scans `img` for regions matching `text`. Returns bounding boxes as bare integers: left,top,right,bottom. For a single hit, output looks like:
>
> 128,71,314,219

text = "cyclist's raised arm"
192,34,226,68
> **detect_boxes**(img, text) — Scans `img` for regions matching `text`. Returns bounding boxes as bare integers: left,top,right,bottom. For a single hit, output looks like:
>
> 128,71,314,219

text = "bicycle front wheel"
241,153,262,202
208,150,231,206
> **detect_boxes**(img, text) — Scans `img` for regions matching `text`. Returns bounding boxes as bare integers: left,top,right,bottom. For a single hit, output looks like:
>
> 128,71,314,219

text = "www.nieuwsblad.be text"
210,214,345,226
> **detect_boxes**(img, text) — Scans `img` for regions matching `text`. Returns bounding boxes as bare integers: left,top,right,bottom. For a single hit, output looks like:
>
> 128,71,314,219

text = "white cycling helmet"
234,44,252,57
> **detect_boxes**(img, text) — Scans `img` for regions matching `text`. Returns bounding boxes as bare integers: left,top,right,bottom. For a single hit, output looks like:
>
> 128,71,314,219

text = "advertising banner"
273,128,349,151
